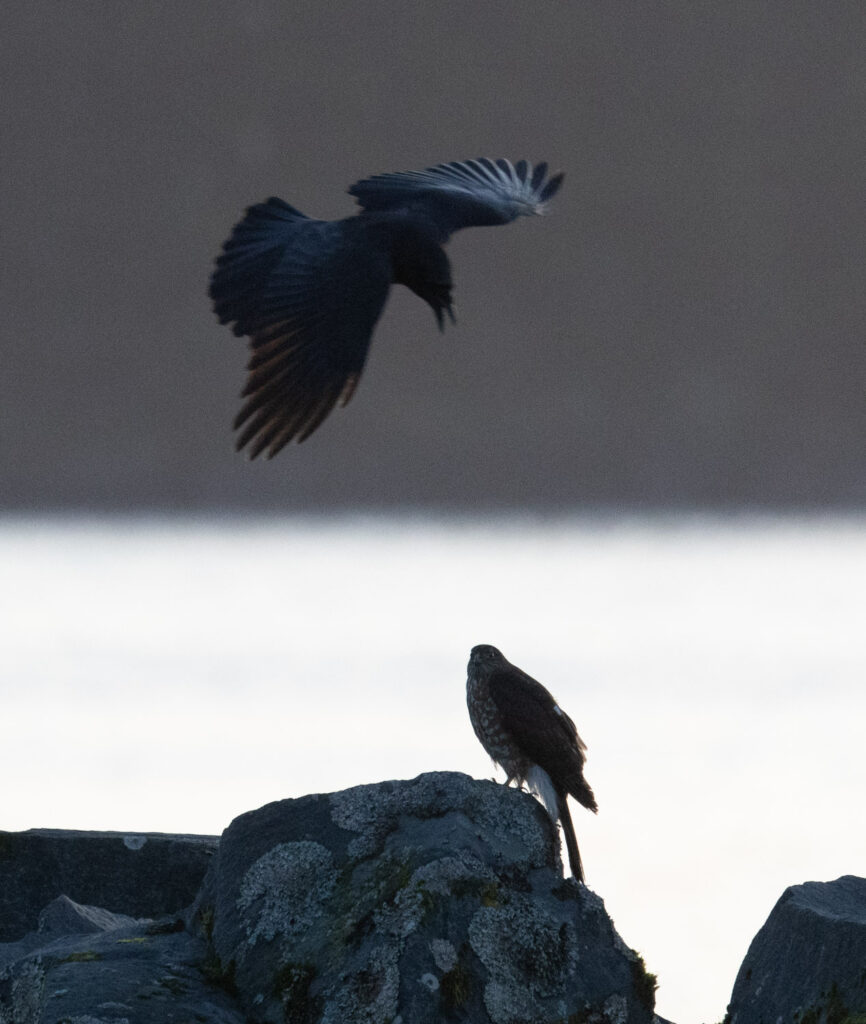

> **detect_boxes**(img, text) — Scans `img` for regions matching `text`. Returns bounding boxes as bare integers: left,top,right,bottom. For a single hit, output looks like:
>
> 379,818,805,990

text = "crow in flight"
209,158,563,456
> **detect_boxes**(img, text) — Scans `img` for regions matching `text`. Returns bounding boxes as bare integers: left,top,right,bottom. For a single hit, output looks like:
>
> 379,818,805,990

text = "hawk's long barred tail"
557,790,585,883
466,644,597,882
526,763,588,883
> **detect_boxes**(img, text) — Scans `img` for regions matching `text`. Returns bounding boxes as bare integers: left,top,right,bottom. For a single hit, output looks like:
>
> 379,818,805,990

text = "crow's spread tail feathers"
209,198,309,335
209,198,391,454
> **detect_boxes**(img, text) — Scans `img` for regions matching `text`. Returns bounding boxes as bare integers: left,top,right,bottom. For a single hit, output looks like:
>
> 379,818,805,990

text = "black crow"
210,158,563,456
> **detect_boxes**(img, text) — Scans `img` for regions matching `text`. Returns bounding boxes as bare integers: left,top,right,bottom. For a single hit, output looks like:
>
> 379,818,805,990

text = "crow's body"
210,159,563,455
466,644,597,882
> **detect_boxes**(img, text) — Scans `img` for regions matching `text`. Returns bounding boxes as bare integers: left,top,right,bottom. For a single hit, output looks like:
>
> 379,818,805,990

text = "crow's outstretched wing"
209,197,392,455
348,158,564,241
487,663,597,812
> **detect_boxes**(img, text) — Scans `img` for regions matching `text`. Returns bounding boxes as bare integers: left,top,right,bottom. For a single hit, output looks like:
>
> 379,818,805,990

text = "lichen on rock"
430,937,458,973
468,894,575,1022
237,841,336,947
318,943,400,1024
0,955,46,1023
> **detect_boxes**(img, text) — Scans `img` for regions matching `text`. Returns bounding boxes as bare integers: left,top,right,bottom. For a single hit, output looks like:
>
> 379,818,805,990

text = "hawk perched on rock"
209,158,563,456
466,644,597,881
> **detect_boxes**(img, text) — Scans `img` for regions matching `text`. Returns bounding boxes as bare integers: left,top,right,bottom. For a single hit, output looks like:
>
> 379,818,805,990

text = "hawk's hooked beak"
469,644,500,667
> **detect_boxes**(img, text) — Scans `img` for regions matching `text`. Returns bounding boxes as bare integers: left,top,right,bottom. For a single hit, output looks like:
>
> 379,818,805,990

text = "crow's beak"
431,297,454,332
435,299,457,332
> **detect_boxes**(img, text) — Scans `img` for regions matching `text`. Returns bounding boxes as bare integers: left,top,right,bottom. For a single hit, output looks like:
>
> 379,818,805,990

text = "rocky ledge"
0,828,217,944
0,772,656,1023
1,772,863,1023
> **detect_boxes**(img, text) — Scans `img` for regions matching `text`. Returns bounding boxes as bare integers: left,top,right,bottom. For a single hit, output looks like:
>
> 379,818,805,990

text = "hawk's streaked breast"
466,663,528,784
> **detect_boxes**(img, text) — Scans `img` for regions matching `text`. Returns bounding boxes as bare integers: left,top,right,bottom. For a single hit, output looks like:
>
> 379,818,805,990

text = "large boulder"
0,828,218,941
725,874,866,1024
192,771,658,1024
0,776,661,1022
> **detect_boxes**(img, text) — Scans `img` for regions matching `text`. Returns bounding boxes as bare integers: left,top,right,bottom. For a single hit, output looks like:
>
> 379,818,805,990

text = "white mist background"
2,514,864,1023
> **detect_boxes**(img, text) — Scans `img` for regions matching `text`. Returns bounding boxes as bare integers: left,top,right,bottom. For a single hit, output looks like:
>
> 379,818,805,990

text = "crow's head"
391,223,456,331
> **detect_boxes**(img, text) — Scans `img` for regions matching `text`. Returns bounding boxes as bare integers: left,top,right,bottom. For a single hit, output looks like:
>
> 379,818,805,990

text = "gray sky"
4,3,866,510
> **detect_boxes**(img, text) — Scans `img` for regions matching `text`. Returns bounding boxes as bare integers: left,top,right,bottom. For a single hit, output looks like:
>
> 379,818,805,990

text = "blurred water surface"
1,513,864,1023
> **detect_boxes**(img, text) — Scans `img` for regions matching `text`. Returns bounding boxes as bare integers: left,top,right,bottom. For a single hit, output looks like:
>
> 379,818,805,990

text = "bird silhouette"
466,644,597,881
209,158,563,456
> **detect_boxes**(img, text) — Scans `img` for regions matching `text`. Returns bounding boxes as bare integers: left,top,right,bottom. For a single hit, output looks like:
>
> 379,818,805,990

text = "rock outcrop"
0,828,218,942
725,874,866,1024
8,805,860,1023
0,895,244,1023
0,773,658,1023
191,771,656,1023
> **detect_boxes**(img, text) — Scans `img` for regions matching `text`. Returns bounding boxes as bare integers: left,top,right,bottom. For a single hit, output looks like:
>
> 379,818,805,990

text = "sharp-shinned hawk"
466,644,597,881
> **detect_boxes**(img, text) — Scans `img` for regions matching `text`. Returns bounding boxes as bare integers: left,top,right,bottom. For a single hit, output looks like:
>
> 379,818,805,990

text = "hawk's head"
468,644,504,671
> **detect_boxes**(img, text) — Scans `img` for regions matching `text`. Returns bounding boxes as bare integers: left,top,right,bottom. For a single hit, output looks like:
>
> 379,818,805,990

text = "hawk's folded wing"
486,663,596,812
487,665,586,759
